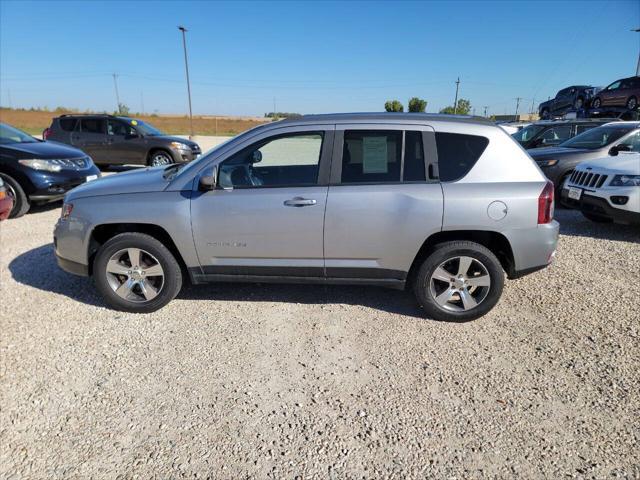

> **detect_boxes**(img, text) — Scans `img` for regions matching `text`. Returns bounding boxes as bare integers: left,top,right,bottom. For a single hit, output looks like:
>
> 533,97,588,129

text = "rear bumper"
505,220,559,279
56,252,89,276
561,188,640,224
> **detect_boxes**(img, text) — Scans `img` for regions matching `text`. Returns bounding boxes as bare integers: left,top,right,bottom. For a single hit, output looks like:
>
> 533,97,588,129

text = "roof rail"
59,113,118,118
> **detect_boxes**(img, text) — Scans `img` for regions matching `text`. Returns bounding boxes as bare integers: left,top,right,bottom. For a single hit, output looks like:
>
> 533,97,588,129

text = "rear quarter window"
58,118,78,131
435,132,489,182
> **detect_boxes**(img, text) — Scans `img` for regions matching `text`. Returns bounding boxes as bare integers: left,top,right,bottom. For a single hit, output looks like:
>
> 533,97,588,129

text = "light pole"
178,25,194,139
112,73,121,113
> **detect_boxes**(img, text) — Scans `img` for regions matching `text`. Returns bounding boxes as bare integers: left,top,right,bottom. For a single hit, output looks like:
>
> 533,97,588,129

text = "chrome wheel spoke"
435,288,454,307
466,274,491,288
144,263,163,277
127,248,141,268
457,256,473,276
115,279,135,299
459,289,478,310
106,259,130,276
140,280,159,300
432,266,452,283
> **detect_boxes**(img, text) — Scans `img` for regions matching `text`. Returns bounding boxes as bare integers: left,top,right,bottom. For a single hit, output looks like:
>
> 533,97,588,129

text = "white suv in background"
561,152,640,224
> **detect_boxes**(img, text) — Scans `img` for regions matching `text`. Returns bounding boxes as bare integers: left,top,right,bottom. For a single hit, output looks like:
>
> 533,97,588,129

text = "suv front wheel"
413,241,504,322
93,232,183,313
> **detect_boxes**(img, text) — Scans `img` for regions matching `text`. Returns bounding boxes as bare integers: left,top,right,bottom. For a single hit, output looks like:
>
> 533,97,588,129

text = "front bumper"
561,188,640,224
170,146,201,163
29,166,101,203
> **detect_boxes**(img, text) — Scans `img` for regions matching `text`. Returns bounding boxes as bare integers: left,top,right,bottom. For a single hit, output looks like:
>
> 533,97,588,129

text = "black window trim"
214,129,333,190
330,126,438,186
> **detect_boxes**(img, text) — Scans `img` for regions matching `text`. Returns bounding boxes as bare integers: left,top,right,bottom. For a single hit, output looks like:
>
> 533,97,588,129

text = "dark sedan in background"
528,121,640,195
0,123,101,218
513,118,616,149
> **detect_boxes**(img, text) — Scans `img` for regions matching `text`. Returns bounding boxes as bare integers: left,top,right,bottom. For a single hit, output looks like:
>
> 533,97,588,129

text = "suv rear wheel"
592,97,602,109
93,232,183,313
626,96,637,110
0,173,30,218
413,241,504,322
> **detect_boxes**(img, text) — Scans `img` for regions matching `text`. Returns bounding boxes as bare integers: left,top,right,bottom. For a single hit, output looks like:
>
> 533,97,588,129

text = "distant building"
493,113,539,122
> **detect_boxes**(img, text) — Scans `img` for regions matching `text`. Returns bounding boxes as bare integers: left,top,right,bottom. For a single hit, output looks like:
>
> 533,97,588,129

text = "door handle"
284,197,317,207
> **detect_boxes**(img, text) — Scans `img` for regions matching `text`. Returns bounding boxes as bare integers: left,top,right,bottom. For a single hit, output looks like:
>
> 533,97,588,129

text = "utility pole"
515,97,522,118
453,77,460,114
483,106,488,117
530,98,536,115
112,73,121,113
178,26,194,139
633,28,640,75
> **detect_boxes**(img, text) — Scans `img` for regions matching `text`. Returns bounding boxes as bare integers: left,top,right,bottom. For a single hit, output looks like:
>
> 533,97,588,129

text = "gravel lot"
1,204,639,479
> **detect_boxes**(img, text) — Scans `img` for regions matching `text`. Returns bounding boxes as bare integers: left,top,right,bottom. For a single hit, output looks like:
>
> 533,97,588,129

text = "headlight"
536,159,558,167
610,174,640,187
170,141,190,150
19,159,63,172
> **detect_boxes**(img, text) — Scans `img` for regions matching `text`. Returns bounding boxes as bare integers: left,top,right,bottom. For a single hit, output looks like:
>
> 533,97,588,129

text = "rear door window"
576,124,598,135
340,130,427,184
80,118,106,134
435,132,489,182
341,131,402,183
59,118,78,131
541,125,572,143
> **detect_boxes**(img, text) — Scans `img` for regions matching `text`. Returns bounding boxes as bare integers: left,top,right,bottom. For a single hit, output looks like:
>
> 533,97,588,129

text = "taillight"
537,181,554,224
43,128,51,140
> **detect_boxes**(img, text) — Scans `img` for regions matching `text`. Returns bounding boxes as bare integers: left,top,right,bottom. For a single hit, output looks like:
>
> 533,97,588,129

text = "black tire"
555,172,572,207
0,173,30,218
540,108,550,119
574,97,584,109
148,150,173,167
413,241,504,322
626,96,637,111
93,232,183,313
592,97,601,109
582,212,612,223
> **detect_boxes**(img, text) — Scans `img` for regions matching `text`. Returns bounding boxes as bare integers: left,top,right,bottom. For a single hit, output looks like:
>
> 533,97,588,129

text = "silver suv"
54,113,559,322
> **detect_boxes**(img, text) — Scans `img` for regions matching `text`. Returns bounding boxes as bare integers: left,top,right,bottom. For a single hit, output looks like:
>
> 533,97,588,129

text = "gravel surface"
1,205,639,479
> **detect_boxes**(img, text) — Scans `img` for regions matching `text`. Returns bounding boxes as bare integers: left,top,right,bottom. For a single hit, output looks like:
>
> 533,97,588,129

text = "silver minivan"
54,113,559,321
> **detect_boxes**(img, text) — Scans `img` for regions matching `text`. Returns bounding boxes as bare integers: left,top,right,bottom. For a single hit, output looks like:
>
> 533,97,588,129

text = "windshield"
559,125,634,150
165,136,239,180
0,123,38,144
512,124,546,143
124,119,165,136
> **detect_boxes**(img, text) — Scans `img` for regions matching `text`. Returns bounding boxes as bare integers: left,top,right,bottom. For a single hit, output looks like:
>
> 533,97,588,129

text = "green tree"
408,97,427,113
384,100,404,112
439,99,472,115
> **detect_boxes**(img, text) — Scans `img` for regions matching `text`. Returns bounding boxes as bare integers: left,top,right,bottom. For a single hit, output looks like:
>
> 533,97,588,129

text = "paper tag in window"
362,136,388,173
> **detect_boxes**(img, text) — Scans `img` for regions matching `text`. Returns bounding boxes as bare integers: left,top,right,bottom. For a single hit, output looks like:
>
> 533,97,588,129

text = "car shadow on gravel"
178,282,427,318
555,209,639,243
8,243,105,307
10,244,426,317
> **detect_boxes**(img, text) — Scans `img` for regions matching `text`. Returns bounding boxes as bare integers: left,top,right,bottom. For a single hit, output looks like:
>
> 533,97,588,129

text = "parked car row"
511,120,640,224
0,115,203,219
538,75,640,119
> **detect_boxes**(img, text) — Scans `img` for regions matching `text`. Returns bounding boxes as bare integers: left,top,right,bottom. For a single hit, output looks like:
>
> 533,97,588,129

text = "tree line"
384,97,473,115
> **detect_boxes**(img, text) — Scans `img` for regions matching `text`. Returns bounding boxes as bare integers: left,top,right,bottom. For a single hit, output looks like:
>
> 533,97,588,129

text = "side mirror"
250,150,262,164
198,167,218,191
609,144,631,156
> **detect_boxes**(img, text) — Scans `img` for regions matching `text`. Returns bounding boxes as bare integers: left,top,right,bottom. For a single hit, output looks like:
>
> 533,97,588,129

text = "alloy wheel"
429,256,491,312
105,248,165,303
151,153,172,166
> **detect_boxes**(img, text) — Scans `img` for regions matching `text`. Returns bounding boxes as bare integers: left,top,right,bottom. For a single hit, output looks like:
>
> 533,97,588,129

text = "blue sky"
1,0,638,117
